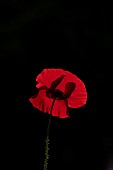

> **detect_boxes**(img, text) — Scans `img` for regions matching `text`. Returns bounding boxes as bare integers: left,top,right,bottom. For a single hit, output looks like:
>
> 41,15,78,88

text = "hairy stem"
43,98,56,170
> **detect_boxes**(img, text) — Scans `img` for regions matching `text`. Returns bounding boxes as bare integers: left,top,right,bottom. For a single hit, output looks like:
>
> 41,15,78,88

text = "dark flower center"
46,89,65,100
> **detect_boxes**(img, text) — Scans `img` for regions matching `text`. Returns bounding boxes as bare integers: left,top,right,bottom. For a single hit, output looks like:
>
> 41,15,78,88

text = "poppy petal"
67,81,87,108
64,82,76,99
29,89,53,113
55,70,87,108
36,68,66,88
52,100,69,118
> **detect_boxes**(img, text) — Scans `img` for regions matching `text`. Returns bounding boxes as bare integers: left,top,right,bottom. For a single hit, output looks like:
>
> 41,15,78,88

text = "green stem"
43,98,56,170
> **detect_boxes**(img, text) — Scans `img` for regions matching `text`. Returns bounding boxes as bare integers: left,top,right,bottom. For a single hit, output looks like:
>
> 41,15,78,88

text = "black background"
0,2,113,170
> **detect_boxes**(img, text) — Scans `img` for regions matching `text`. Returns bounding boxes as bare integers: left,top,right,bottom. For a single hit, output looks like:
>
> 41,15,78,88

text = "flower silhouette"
29,68,87,118
29,68,87,170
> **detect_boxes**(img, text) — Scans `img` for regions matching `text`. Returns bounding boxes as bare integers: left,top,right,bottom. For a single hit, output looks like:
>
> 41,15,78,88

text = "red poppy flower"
29,68,87,118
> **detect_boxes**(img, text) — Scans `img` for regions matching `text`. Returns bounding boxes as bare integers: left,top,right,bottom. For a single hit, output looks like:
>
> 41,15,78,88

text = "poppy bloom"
29,68,87,118
29,68,87,170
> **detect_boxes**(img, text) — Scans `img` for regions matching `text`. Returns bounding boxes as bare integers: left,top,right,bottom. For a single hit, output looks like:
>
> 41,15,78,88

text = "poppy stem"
44,98,56,170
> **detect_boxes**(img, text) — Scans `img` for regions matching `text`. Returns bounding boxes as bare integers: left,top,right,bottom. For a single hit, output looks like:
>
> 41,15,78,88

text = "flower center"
46,89,64,100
